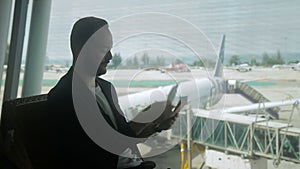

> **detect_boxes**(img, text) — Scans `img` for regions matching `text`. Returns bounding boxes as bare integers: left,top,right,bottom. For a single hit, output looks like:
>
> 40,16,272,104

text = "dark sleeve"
97,78,138,137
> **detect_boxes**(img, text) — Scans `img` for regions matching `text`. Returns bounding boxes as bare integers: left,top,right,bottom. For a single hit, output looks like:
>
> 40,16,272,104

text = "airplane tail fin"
213,34,225,77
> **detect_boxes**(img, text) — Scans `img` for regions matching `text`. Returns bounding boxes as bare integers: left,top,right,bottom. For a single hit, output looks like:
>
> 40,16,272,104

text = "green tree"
229,55,240,66
125,58,133,67
111,52,122,68
251,55,257,66
155,56,165,66
141,53,150,66
133,56,139,66
261,52,269,66
275,50,285,65
261,51,285,67
175,58,183,64
65,60,70,68
193,60,204,67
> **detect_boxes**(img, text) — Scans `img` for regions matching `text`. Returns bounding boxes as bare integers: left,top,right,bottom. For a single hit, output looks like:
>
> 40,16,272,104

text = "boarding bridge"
236,81,280,119
226,80,280,119
171,104,300,167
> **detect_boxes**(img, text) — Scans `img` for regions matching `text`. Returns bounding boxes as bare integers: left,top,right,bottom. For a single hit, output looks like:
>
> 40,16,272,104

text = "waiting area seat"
0,94,53,169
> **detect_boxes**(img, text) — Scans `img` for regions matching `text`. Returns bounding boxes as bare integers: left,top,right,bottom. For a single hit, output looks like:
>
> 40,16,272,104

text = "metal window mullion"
249,123,253,155
3,0,29,101
226,122,239,149
214,122,224,145
239,127,250,151
225,121,227,148
264,131,276,154
253,134,264,153
276,128,280,162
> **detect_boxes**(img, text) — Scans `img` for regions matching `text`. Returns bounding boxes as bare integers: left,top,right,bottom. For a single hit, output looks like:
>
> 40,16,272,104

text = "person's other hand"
131,99,186,137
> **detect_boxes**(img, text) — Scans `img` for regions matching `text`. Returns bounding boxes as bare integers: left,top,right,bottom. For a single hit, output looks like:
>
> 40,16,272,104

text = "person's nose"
106,51,112,60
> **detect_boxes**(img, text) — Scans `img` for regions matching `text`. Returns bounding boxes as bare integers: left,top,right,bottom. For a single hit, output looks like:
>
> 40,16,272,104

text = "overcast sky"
46,0,300,63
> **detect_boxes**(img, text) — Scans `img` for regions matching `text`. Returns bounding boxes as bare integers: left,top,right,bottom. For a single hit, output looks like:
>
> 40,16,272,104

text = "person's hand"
154,115,177,132
129,99,186,137
153,100,186,132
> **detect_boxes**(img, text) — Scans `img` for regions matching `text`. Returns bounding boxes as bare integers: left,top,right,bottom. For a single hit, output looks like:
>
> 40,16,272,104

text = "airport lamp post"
186,104,192,169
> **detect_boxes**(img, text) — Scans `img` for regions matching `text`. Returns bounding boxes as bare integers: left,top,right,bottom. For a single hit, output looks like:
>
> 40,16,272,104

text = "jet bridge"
171,104,300,168
226,80,280,119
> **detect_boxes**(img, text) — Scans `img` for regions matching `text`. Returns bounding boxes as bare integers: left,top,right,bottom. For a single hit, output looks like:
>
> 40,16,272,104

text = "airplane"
119,51,226,121
291,62,300,71
234,63,252,72
117,34,299,122
45,64,69,73
272,63,300,71
160,62,191,73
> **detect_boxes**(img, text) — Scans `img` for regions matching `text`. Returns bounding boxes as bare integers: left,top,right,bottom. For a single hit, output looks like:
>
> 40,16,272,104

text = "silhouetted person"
47,16,183,169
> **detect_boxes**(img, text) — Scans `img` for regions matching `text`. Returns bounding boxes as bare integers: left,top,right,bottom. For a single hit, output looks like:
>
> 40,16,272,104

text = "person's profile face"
97,50,112,76
96,26,113,76
78,25,113,77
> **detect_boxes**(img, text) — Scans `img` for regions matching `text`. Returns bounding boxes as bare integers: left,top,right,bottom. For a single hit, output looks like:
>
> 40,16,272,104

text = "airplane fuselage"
119,76,227,121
